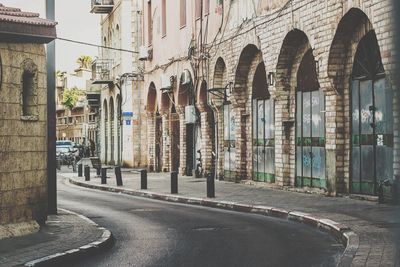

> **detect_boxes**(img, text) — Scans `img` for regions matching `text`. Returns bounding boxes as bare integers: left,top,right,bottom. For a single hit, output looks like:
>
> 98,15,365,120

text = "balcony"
91,59,114,85
91,0,114,14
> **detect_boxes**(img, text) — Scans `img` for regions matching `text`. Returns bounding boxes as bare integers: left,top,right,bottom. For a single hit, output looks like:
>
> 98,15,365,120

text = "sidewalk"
66,169,400,267
0,209,112,267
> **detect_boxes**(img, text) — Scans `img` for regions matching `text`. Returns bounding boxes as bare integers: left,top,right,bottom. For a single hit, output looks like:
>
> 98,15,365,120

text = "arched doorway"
252,62,275,183
109,97,115,165
295,49,326,188
350,31,393,195
103,99,108,164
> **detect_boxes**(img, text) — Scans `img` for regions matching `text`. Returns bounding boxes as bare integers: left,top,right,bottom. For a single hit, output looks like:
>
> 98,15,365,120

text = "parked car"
56,140,79,157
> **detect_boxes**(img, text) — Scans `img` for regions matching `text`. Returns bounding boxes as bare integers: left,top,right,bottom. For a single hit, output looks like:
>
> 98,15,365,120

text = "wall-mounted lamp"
268,72,276,87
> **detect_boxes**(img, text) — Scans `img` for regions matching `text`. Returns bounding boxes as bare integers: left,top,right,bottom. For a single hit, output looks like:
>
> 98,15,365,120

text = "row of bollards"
77,163,216,198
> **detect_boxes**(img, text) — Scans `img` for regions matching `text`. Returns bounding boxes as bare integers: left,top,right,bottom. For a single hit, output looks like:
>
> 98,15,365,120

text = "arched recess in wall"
276,29,326,189
116,94,122,165
146,82,157,113
229,44,261,181
328,8,393,195
147,82,163,172
103,99,108,164
109,97,115,165
211,57,227,179
177,70,192,107
252,62,275,183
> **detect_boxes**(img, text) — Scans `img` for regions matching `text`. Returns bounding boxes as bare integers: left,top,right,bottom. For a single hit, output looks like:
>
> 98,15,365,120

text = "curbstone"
68,177,359,267
24,208,113,267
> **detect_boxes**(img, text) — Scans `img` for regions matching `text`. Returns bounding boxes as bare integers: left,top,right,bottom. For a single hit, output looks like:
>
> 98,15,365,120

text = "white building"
91,0,146,167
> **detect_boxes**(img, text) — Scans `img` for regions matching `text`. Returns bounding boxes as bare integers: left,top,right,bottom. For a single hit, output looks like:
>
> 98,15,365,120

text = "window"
195,0,201,19
204,0,210,15
180,0,186,28
162,0,166,37
21,59,38,120
147,0,152,45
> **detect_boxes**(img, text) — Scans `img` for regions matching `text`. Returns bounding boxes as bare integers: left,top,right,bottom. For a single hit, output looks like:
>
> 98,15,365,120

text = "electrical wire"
208,0,294,50
57,37,139,54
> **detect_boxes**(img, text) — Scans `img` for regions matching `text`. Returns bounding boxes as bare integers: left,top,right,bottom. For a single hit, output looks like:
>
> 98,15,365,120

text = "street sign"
125,120,131,125
122,112,133,118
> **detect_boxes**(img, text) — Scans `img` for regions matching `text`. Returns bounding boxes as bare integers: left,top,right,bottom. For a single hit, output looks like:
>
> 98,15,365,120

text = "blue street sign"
126,120,131,125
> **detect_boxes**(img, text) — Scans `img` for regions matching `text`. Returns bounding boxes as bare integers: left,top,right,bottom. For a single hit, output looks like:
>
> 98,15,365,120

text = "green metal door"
296,89,326,188
223,103,236,179
252,99,275,182
350,31,393,195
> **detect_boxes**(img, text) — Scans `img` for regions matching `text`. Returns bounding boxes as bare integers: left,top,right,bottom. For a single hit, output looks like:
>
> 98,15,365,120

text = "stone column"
161,112,170,172
274,94,292,187
146,112,156,172
233,105,247,182
178,111,187,176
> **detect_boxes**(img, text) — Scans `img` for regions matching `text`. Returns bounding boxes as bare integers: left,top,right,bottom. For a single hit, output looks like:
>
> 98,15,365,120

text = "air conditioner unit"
181,69,191,85
139,46,149,61
185,105,197,124
161,74,172,90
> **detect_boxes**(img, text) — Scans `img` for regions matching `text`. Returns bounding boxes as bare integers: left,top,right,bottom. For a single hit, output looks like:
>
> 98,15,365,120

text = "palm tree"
76,55,93,70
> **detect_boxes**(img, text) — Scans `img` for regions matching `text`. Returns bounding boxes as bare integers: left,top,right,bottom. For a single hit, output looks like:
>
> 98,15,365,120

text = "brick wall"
205,0,398,193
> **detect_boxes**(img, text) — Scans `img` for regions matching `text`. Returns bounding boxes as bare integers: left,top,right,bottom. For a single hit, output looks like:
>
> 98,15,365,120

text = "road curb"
24,208,114,267
69,177,359,267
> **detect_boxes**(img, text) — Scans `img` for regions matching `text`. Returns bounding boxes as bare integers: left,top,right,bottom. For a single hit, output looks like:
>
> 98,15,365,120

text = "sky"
1,0,101,73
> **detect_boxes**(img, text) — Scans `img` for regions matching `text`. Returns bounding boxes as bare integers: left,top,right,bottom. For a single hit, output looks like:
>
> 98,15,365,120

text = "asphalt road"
58,176,344,267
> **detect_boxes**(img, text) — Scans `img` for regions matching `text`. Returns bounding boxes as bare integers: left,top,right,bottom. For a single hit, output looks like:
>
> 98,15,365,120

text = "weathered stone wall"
0,43,48,229
207,0,398,193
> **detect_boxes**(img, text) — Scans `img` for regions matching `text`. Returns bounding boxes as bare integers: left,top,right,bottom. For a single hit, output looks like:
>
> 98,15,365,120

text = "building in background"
56,67,101,152
91,0,145,167
142,0,398,197
0,4,56,239
142,0,219,177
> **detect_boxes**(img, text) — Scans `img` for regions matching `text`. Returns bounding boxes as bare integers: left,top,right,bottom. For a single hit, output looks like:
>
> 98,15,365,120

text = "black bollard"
141,169,147,189
78,164,83,177
84,165,90,181
207,172,215,198
96,167,101,176
115,166,123,186
171,171,178,194
101,168,107,184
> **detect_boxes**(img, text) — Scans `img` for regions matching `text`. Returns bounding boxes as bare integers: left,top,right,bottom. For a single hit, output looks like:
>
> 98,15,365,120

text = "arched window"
21,59,38,119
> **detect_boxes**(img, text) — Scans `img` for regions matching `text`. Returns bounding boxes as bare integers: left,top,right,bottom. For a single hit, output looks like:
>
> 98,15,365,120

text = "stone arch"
213,57,227,89
146,82,157,113
326,8,383,194
197,80,208,108
160,92,171,112
276,29,311,96
274,29,315,187
177,70,193,107
233,44,260,103
327,8,375,94
252,62,269,99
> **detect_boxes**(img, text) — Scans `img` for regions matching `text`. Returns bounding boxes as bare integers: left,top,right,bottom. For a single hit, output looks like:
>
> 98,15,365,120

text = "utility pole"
46,0,57,215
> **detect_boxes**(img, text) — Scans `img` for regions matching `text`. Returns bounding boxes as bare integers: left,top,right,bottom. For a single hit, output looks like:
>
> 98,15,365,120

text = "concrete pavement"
66,168,400,267
0,209,112,267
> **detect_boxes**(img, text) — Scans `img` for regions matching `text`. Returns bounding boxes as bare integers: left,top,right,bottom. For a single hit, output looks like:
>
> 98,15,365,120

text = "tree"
62,87,85,110
76,55,93,70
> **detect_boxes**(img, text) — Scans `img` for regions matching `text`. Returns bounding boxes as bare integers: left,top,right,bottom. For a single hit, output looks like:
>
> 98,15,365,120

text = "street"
58,172,343,267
